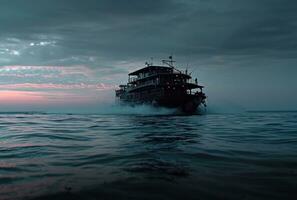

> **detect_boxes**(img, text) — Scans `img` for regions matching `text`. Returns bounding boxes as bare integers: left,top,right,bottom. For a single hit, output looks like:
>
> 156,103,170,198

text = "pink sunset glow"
0,65,118,110
0,90,112,106
0,83,116,90
0,91,48,105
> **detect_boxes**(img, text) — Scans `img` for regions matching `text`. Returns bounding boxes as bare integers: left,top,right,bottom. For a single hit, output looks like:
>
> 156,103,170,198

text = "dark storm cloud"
0,0,296,111
0,0,186,66
220,0,297,56
1,0,296,67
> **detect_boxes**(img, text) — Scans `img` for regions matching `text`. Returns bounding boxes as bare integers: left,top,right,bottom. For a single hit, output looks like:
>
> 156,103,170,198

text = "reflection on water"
123,116,199,181
0,112,296,200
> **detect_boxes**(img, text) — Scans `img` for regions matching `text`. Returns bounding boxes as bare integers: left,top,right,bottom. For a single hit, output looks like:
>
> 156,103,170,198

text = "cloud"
0,65,116,108
1,0,296,65
0,0,296,110
0,65,98,84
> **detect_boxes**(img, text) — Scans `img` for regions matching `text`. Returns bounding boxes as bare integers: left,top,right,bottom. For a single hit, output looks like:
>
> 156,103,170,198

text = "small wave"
48,117,92,123
93,104,177,116
0,112,296,200
125,159,189,177
0,111,46,115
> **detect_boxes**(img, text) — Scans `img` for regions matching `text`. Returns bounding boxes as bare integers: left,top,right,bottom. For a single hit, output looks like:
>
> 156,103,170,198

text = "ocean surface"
0,108,296,200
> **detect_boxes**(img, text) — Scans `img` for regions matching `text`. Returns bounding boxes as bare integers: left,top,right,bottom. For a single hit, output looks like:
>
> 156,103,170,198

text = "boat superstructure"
115,57,206,113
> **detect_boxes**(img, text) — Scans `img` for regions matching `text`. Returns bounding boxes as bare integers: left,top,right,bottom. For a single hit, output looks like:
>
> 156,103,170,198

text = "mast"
162,55,175,68
162,56,182,73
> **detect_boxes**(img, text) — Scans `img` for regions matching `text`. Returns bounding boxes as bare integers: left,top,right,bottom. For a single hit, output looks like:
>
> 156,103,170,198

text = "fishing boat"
115,56,206,113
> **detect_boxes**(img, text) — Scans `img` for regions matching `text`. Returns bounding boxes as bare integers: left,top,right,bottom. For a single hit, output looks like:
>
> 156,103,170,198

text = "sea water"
0,108,296,199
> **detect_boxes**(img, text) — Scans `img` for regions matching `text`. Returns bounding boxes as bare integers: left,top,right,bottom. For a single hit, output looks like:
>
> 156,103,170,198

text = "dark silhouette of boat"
115,56,206,113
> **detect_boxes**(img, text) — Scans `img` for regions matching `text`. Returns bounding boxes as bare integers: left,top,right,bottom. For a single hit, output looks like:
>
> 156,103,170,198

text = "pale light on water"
0,110,296,200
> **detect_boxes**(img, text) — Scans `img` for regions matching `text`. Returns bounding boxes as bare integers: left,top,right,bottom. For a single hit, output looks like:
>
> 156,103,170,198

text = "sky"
0,0,297,112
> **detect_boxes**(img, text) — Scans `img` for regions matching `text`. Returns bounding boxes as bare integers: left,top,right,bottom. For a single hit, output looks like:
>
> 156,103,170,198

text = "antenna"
169,55,173,66
150,57,154,66
162,55,176,68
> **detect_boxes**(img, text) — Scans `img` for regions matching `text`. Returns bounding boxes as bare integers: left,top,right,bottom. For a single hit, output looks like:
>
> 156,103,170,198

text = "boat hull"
117,91,205,114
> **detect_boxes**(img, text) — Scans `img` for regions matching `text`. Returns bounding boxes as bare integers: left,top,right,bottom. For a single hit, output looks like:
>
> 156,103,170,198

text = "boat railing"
129,71,189,83
127,79,159,91
129,77,198,87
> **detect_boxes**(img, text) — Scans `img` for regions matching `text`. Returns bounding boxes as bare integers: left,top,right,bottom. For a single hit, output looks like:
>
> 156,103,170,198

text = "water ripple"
0,112,296,200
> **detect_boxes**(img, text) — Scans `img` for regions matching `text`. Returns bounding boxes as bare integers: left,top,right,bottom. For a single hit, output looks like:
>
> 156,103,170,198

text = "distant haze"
0,0,296,112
